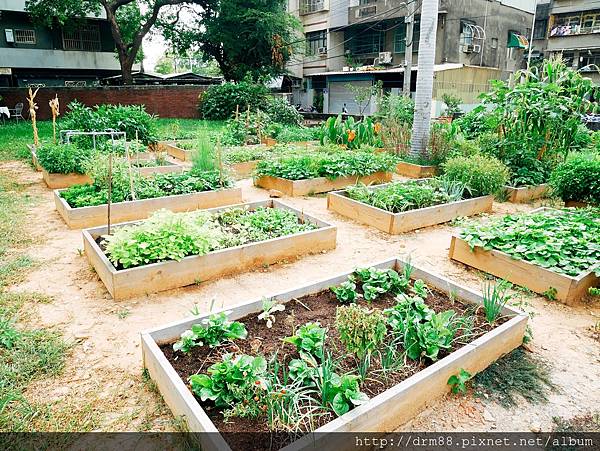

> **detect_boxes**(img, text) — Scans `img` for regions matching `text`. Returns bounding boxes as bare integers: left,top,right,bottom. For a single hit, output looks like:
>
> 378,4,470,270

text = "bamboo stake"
125,135,136,201
49,95,60,144
27,88,40,146
107,153,113,236
216,137,224,188
235,104,240,121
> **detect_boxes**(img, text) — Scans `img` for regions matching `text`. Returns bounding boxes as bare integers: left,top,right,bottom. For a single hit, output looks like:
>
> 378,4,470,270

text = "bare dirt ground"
2,160,599,433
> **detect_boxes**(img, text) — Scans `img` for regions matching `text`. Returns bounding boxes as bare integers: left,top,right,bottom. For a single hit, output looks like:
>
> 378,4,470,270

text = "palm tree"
410,0,440,158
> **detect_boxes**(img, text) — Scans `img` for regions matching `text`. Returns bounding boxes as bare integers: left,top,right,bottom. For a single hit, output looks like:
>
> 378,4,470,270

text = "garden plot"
449,207,600,304
141,258,527,451
327,181,493,234
156,140,196,161
395,161,439,178
504,184,549,203
253,152,395,196
83,200,336,299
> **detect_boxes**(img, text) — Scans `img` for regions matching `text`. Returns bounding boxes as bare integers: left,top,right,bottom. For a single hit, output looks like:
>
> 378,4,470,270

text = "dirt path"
3,161,599,433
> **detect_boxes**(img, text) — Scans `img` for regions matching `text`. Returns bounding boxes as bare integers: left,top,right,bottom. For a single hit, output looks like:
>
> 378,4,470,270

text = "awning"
507,32,529,49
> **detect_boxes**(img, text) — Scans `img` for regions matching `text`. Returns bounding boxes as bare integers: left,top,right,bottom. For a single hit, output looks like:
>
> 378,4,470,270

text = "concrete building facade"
288,0,534,114
0,0,121,87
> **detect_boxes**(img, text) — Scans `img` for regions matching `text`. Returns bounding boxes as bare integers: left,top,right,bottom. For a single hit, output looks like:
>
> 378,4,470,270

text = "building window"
581,13,600,33
394,19,420,53
533,19,548,39
300,0,325,14
359,0,377,4
358,5,377,17
345,26,384,55
62,24,101,51
14,29,36,44
460,20,475,45
581,51,600,70
306,30,327,56
490,37,498,49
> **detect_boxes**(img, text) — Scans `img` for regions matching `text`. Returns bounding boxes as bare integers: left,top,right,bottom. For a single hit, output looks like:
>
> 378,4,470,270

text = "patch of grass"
0,291,71,431
0,255,35,288
473,347,555,407
553,412,600,432
116,308,131,320
0,121,54,161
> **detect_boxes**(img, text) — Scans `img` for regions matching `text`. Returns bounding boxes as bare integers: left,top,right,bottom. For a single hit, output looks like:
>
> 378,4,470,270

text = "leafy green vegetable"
283,322,327,361
447,368,472,394
173,312,248,353
189,353,268,409
460,208,600,277
102,206,317,269
36,143,92,174
550,153,600,205
330,278,357,304
355,267,409,302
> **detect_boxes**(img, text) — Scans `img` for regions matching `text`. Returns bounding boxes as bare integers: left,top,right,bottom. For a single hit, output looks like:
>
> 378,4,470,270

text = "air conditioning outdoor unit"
462,44,475,53
318,47,327,55
378,51,392,64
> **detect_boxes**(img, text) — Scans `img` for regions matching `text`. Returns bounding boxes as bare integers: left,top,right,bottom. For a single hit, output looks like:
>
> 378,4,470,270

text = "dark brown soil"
159,275,509,451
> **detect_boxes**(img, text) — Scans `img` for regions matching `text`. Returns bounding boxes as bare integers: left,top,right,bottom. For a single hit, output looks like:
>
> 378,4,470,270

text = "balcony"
0,48,122,71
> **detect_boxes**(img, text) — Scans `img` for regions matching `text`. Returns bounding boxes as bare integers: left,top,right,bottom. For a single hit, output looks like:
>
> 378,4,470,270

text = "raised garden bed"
504,184,549,203
449,208,599,305
141,257,527,451
255,172,392,196
395,161,438,178
133,160,185,176
43,170,92,189
55,186,243,229
83,200,336,299
565,200,594,208
156,140,195,161
327,183,493,234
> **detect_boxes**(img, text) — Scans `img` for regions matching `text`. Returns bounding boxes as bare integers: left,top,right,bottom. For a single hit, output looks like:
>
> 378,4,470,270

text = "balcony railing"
300,0,325,14
550,24,600,37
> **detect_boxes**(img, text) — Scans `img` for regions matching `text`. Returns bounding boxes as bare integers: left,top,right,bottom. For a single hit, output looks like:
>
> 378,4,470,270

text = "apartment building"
288,0,534,114
0,0,121,87
542,0,600,83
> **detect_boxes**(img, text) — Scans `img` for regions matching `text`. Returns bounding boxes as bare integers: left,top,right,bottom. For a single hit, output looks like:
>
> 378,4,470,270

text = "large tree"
25,0,206,84
159,0,301,81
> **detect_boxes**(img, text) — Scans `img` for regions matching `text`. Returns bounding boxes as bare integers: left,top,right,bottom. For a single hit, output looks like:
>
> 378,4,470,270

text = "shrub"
60,101,158,144
441,93,462,116
319,115,382,149
549,153,600,205
263,96,302,126
442,154,509,197
375,94,414,125
273,126,319,143
198,81,270,120
36,143,92,174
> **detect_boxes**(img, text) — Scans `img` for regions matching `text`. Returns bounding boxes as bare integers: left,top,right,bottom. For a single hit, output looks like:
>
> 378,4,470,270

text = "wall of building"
0,85,208,119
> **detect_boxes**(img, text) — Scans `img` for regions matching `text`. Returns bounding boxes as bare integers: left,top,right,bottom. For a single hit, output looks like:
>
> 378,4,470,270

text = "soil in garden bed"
159,275,508,451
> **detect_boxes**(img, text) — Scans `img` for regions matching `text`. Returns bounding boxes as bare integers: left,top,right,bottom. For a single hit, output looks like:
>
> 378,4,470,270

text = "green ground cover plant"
442,154,510,197
345,178,466,213
550,153,600,205
102,206,317,269
459,208,600,277
254,151,395,180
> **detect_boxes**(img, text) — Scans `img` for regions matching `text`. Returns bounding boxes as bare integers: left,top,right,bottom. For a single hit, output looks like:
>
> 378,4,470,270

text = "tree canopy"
159,0,301,81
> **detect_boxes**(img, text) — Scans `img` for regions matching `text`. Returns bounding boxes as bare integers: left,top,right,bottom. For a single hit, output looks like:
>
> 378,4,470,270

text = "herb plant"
36,143,92,175
335,304,386,359
442,154,510,197
549,153,600,205
173,312,248,352
460,208,600,277
482,280,512,324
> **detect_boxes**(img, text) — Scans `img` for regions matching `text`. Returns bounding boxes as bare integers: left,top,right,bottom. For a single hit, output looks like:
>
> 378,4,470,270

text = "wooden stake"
107,153,113,235
235,104,239,121
216,137,224,188
125,137,136,201
49,95,60,144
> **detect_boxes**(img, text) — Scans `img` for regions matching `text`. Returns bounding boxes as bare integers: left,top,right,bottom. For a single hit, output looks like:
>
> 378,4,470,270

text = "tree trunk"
410,0,440,158
119,53,135,85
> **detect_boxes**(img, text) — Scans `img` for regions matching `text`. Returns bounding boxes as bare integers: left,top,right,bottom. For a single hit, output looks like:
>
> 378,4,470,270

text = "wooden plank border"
449,235,598,305
141,257,526,451
504,184,549,203
54,187,243,229
254,171,392,196
83,199,337,299
327,184,493,234
42,170,92,189
395,161,438,178
156,140,195,161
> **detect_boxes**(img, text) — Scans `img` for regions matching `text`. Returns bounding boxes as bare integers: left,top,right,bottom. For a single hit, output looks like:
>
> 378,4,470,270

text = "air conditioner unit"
461,44,475,53
318,47,327,55
378,51,392,64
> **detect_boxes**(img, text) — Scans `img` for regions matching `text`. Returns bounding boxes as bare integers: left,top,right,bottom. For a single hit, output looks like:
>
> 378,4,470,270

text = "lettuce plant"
173,312,248,352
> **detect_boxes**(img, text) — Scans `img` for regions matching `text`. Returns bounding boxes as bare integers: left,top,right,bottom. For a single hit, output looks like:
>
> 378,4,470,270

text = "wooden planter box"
565,200,594,208
328,185,493,234
43,170,92,189
83,199,336,299
504,184,549,203
157,140,195,161
135,161,185,176
255,171,392,196
260,137,277,146
141,257,527,451
229,160,259,179
395,161,438,178
449,235,599,305
55,187,243,229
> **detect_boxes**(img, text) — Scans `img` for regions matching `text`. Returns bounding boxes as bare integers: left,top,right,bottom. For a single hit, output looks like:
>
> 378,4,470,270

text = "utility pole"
403,0,416,96
527,0,538,71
